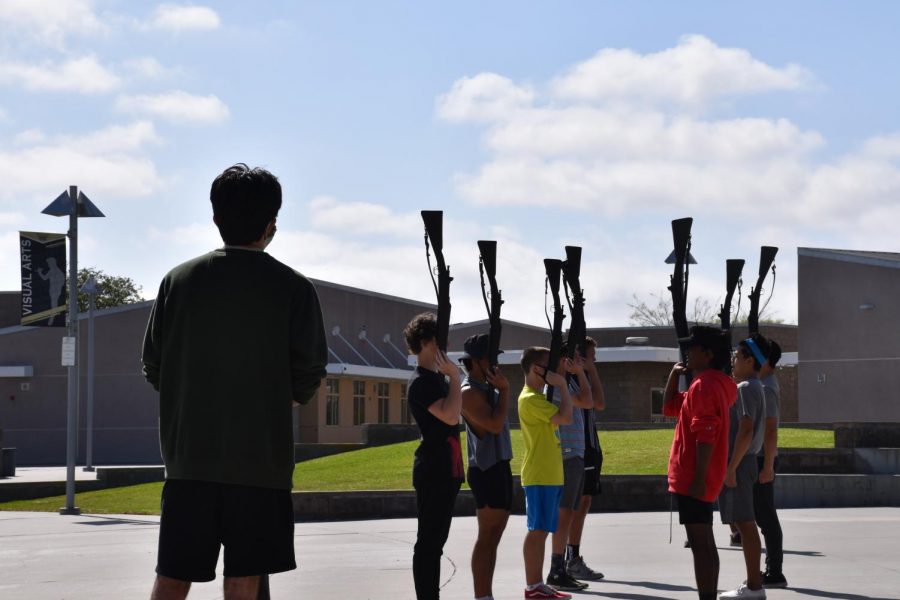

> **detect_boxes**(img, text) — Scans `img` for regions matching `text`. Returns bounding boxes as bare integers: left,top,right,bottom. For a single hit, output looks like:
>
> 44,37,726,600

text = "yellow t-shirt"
518,385,563,486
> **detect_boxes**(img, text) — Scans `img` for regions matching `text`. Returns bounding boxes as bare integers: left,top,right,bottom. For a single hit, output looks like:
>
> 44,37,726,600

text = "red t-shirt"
665,369,736,502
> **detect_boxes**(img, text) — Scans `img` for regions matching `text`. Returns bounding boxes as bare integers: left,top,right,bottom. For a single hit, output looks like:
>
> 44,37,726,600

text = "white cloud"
439,36,900,236
147,4,220,32
115,90,230,124
0,121,163,202
62,120,162,153
0,212,25,226
551,34,814,106
0,0,106,47
309,196,420,236
123,57,181,80
436,73,534,122
0,55,120,94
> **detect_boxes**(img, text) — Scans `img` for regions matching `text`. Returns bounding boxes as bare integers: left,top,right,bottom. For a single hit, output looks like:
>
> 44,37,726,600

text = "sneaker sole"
568,573,605,581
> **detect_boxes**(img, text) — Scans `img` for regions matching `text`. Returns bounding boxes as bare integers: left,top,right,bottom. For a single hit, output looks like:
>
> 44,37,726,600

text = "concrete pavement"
0,507,898,599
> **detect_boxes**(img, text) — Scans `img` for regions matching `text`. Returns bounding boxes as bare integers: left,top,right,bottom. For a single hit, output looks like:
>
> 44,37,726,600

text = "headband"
743,338,767,367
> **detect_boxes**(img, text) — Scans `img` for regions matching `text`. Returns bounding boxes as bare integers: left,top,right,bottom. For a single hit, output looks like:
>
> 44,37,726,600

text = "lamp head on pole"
42,189,105,218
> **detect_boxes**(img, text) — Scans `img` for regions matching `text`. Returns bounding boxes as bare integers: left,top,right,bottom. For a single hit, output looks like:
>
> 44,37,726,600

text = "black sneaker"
547,571,588,591
761,571,788,588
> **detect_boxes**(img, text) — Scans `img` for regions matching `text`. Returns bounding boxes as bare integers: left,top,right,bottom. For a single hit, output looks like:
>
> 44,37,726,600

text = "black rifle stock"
747,246,778,335
544,258,565,403
668,218,693,368
422,210,452,351
478,240,503,401
719,258,745,375
719,259,745,331
562,246,586,360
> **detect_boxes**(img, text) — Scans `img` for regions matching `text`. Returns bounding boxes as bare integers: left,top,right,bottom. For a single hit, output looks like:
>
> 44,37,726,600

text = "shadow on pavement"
601,580,696,592
789,588,897,600
74,515,157,526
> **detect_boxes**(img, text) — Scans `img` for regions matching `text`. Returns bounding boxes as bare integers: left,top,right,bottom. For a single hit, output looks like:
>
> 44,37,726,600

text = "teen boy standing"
718,334,771,600
518,347,575,600
663,326,736,600
460,334,513,600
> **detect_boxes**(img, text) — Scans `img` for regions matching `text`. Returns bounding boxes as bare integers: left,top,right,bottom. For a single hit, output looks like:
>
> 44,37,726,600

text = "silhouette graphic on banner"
20,231,67,327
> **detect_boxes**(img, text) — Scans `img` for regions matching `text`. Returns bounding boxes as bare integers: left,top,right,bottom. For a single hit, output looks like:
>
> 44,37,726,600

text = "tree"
627,292,717,327
627,291,786,327
76,267,144,313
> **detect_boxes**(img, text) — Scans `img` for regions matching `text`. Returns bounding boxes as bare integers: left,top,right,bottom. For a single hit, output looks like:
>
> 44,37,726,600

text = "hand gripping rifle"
747,246,778,335
478,240,503,400
668,218,693,372
562,246,587,360
544,258,566,403
719,259,745,375
422,211,452,351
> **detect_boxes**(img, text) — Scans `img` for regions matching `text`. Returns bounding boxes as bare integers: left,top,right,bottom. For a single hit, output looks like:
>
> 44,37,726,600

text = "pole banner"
20,231,67,327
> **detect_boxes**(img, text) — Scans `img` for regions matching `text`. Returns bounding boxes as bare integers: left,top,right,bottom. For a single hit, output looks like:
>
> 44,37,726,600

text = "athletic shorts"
719,455,758,524
559,457,585,510
675,493,714,525
524,485,563,532
467,460,513,511
583,446,603,496
157,479,296,582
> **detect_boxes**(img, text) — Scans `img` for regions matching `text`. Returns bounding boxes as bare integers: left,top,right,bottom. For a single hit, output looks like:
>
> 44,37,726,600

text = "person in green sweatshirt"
142,163,328,600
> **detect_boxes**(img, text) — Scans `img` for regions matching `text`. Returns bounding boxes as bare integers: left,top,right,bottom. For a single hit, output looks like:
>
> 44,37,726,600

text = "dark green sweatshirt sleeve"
290,279,328,404
141,279,166,391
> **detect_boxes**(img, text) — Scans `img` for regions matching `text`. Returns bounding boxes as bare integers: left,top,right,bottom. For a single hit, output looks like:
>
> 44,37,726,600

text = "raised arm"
584,346,605,411
428,351,463,426
461,367,509,435
548,358,574,426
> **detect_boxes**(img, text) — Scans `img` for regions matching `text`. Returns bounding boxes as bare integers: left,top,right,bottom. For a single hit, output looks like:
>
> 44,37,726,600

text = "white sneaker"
719,583,767,599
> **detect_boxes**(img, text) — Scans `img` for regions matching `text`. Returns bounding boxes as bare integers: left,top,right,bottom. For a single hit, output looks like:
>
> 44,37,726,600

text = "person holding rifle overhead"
519,347,576,600
460,333,513,600
755,341,787,589
561,337,606,583
545,342,593,592
663,326,736,600
405,313,465,600
718,334,771,600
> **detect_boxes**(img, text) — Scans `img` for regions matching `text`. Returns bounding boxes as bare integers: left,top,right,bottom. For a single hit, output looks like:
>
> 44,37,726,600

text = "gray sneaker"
566,555,605,581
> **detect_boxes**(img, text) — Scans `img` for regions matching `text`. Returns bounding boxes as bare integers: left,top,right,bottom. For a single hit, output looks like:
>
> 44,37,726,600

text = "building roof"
799,247,900,270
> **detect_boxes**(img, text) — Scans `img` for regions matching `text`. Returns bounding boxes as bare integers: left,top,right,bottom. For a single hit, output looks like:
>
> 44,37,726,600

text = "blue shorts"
524,485,563,532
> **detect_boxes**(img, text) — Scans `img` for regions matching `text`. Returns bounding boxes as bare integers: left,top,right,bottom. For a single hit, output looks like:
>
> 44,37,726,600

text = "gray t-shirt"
758,373,780,457
729,377,766,459
552,378,586,458
463,377,513,470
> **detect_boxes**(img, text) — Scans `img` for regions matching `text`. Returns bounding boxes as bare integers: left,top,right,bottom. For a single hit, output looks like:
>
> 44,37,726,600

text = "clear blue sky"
2,1,899,327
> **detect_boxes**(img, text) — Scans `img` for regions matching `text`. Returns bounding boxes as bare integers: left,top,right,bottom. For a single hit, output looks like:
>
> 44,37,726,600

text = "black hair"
520,346,549,374
461,357,474,372
210,163,282,245
404,312,437,354
767,340,782,367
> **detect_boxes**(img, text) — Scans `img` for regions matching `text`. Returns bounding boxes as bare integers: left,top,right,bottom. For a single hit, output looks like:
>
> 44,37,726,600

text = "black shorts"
675,493,714,525
583,446,603,496
157,479,296,582
467,460,513,511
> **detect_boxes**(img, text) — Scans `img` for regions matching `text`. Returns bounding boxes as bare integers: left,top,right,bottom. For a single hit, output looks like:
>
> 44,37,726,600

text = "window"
325,378,340,426
400,383,410,424
353,380,366,425
377,382,390,424
650,387,675,423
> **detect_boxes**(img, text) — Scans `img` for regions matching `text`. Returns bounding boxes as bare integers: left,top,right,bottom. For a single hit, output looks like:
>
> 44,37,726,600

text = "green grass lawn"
0,427,832,515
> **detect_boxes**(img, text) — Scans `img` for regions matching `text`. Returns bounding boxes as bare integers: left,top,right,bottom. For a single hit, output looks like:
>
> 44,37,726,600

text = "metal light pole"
82,275,99,472
42,187,104,515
